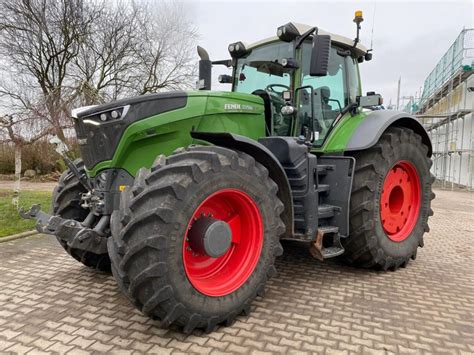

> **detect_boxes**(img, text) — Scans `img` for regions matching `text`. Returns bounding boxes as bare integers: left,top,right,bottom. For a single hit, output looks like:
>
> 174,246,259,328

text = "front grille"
75,119,125,170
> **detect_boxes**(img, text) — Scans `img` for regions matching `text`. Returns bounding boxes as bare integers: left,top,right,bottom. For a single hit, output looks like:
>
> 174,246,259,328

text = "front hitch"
19,204,108,254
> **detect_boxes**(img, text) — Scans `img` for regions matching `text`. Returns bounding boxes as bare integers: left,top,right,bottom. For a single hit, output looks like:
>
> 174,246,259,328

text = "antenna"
369,0,377,50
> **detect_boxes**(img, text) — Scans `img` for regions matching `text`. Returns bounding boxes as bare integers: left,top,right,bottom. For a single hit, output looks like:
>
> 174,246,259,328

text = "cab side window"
300,45,349,144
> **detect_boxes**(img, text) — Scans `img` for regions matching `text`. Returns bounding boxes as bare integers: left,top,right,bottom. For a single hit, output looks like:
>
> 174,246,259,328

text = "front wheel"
52,159,111,272
343,127,435,270
108,146,285,332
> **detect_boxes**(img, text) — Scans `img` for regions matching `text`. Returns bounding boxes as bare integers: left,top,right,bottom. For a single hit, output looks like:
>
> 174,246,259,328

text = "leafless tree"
73,1,198,104
0,0,198,127
72,1,142,104
131,1,198,95
0,0,197,203
0,0,96,140
0,0,198,199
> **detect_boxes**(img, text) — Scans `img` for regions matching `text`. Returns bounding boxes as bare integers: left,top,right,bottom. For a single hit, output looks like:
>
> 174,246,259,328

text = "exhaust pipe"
197,46,212,90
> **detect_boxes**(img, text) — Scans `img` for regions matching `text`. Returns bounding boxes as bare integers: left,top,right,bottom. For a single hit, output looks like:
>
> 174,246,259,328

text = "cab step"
317,184,330,194
318,204,338,219
309,225,345,261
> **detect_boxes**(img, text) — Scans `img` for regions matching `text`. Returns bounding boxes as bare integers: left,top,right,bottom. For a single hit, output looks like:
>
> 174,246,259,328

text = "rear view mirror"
357,93,383,108
310,35,330,76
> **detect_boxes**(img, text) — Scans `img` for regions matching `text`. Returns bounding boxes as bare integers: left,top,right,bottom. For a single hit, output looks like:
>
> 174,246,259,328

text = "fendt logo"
224,103,254,111
224,103,240,110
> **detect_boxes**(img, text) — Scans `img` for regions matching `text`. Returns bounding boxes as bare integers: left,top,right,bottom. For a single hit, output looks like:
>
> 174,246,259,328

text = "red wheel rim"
380,161,421,242
183,189,263,297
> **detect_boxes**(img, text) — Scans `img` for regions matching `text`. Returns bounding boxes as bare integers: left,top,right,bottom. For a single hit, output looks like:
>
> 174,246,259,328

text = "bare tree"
131,1,198,94
0,0,198,194
0,0,97,140
73,1,198,105
72,2,142,104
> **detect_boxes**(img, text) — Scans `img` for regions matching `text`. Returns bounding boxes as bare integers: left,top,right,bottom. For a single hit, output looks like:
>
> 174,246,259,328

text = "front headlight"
82,105,129,126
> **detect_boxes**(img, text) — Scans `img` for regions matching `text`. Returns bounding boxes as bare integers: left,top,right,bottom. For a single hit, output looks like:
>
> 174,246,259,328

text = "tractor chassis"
19,204,109,254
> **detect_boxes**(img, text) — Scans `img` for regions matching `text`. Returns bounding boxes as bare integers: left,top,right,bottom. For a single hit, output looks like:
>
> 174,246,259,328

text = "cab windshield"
233,42,294,93
231,40,359,144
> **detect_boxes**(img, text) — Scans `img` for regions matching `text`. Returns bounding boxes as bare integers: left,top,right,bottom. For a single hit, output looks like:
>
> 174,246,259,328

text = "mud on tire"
52,159,111,272
108,146,285,333
343,127,435,270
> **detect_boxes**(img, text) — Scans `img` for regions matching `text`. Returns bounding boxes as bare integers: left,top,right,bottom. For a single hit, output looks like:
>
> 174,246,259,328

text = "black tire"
52,159,111,272
343,127,435,270
108,146,285,333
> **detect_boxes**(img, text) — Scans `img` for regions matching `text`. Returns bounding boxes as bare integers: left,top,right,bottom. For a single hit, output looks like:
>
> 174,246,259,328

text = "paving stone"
0,329,21,340
45,341,74,353
5,343,33,353
87,340,114,352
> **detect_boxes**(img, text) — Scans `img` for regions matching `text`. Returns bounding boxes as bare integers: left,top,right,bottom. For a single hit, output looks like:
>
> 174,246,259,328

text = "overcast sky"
187,0,473,106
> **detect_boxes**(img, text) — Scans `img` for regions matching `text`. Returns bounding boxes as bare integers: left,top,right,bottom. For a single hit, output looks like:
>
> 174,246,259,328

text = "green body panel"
313,110,368,153
86,91,265,177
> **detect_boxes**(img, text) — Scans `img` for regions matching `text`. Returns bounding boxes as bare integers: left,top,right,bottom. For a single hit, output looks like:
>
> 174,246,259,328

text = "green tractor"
21,13,434,333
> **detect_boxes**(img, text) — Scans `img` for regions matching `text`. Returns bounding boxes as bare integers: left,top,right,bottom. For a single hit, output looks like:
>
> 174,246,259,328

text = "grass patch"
0,189,52,237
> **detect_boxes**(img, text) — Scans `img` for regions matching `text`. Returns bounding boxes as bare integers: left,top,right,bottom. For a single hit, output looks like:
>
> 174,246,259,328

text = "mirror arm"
338,102,358,117
295,27,317,49
212,59,233,67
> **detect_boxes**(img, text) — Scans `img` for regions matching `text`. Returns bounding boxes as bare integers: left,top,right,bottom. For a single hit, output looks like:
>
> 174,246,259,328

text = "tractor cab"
200,19,371,146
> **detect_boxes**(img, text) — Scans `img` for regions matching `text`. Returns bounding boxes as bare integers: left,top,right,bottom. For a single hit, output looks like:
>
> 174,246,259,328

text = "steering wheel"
266,84,290,94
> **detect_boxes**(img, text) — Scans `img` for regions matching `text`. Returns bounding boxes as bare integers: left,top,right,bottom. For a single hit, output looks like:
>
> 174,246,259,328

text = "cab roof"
247,22,368,57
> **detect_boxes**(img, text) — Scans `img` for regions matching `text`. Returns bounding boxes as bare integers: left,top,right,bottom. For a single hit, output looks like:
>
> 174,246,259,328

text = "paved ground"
0,189,473,354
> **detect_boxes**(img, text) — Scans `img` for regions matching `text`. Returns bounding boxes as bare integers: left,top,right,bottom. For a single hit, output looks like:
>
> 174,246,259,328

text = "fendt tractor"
21,12,434,333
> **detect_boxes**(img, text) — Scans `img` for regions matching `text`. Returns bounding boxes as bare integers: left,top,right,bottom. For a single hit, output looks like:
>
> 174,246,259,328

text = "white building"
417,29,474,190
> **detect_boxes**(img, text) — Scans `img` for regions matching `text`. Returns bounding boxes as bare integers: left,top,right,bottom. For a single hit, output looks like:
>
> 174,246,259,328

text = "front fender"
346,111,432,156
191,131,294,238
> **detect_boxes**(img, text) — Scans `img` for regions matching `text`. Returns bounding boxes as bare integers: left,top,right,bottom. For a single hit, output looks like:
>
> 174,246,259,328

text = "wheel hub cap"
188,216,232,258
380,160,421,242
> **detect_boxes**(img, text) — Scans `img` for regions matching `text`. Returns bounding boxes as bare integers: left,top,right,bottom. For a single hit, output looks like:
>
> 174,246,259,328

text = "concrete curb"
0,230,38,243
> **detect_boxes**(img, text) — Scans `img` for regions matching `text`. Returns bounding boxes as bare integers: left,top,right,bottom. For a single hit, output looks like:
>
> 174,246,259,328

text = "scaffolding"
418,110,474,190
416,29,474,191
420,29,474,105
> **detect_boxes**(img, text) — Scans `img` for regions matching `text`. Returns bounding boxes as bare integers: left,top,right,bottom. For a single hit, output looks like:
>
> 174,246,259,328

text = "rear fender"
346,111,432,156
191,131,294,238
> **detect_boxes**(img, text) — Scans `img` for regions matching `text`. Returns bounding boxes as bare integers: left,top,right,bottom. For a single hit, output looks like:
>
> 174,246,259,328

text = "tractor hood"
73,92,188,171
72,91,265,176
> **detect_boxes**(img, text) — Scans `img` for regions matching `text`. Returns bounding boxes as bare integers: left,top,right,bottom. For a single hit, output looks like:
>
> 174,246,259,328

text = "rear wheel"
108,146,285,332
52,159,111,272
343,127,435,270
